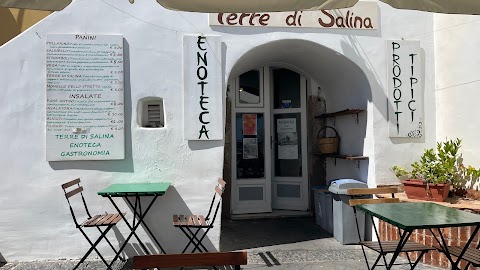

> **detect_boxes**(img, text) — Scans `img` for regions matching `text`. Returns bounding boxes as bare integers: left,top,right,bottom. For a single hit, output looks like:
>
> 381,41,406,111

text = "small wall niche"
137,97,165,128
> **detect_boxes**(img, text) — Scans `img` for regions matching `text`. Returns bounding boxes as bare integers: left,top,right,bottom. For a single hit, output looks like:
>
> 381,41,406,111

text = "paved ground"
0,218,444,269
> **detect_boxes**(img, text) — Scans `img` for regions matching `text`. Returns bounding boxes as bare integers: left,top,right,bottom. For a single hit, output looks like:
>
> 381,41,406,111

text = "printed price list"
46,34,125,161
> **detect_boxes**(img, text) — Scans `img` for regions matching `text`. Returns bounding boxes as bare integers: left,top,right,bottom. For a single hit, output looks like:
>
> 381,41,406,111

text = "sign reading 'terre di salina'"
209,1,378,30
46,34,125,161
387,40,424,138
184,35,223,140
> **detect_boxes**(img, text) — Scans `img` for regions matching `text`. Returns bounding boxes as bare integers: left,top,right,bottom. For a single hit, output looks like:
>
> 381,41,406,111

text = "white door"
270,68,308,210
231,66,308,214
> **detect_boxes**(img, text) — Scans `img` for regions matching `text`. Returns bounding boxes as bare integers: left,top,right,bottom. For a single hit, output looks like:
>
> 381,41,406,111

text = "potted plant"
392,139,480,202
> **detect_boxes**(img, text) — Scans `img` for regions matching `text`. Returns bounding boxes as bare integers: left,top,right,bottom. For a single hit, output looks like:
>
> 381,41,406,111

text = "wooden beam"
349,198,400,207
133,251,247,269
347,187,398,195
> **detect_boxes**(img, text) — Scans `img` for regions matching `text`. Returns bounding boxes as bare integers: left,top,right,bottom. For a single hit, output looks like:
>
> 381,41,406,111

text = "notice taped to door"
277,118,298,160
243,138,258,159
46,34,125,161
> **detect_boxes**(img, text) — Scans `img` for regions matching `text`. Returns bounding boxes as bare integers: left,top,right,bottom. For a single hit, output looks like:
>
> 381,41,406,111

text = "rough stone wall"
222,95,232,218
308,86,327,188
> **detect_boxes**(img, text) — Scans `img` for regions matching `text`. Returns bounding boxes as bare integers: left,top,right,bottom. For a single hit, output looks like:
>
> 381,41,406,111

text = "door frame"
230,63,310,215
231,67,272,214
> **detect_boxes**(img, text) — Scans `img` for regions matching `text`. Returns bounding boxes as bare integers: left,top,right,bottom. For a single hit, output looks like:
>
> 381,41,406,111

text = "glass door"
231,67,308,214
231,68,272,214
271,68,308,210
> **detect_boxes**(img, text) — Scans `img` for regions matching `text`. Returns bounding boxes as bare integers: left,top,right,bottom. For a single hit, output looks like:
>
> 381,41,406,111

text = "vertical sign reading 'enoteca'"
184,35,223,140
387,40,424,138
46,34,125,161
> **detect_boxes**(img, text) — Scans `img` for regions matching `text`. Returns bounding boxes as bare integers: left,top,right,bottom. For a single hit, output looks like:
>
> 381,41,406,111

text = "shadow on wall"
188,140,225,151
49,39,134,172
0,8,20,46
112,186,217,257
0,252,5,264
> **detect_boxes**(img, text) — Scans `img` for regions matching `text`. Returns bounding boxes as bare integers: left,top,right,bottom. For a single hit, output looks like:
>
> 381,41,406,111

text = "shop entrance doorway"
231,66,308,214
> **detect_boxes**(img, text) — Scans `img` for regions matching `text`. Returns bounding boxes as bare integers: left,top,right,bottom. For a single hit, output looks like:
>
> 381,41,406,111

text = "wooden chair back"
348,187,400,207
205,178,226,223
61,178,83,199
61,178,92,226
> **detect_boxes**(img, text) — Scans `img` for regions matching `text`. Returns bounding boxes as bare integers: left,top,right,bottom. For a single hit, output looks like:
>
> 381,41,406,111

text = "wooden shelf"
315,109,366,119
313,153,368,168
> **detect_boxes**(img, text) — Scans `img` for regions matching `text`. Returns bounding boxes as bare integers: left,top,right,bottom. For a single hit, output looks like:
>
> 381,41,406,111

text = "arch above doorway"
225,39,371,217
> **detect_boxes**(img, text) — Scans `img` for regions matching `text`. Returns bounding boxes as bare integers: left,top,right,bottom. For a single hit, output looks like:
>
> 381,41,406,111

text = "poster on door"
243,138,258,159
242,114,257,135
277,118,298,160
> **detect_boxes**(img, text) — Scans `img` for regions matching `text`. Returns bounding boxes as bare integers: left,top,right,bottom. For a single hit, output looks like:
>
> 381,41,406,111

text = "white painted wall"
0,0,437,261
369,7,437,186
0,0,225,261
435,13,480,186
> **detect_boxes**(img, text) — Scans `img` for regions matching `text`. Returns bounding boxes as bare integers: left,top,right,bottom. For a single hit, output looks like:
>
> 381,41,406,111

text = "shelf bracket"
325,117,337,126
352,160,360,169
328,157,337,166
351,113,360,124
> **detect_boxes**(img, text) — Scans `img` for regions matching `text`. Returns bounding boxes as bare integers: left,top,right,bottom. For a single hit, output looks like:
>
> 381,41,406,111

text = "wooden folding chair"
446,242,480,269
173,178,226,253
133,251,247,270
61,178,126,270
348,187,435,270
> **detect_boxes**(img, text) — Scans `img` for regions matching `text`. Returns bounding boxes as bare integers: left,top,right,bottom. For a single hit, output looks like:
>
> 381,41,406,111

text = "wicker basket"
317,126,339,154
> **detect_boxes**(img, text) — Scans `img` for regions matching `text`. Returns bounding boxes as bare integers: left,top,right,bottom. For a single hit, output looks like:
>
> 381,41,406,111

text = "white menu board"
46,34,125,161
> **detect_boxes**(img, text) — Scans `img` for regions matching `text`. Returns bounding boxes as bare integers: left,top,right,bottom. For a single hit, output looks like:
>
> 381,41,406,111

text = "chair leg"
358,244,372,270
95,226,125,261
380,252,389,270
189,227,211,253
178,226,210,253
371,253,383,270
75,225,115,270
179,227,198,253
409,251,427,270
404,249,414,267
180,227,205,253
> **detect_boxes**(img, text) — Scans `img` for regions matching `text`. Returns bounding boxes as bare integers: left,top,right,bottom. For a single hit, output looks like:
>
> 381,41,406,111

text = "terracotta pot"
402,179,450,202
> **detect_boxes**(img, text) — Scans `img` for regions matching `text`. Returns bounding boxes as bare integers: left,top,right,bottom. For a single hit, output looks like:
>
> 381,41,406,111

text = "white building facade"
1,0,475,262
